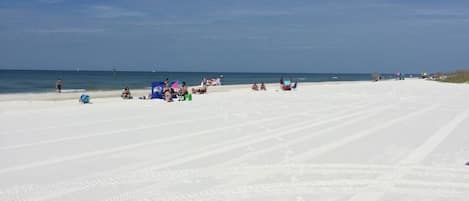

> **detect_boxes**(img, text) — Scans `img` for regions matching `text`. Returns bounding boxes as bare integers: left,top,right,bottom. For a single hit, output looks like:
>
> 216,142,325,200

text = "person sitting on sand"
121,87,132,99
178,81,189,100
192,85,207,94
179,82,188,95
252,83,259,91
280,77,285,89
260,83,266,91
163,85,173,102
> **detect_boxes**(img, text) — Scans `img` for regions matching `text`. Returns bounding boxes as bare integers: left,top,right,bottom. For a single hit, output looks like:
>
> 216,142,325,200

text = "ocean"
0,70,411,94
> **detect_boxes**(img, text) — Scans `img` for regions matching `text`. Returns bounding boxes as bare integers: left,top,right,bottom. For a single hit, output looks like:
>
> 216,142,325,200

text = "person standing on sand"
56,79,63,93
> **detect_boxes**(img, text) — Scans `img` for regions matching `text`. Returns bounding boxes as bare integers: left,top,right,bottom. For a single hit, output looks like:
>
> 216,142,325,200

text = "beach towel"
79,94,90,103
151,81,165,99
282,85,291,91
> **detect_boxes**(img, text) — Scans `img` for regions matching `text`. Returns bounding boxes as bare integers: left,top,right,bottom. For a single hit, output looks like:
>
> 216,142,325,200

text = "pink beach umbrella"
171,81,180,89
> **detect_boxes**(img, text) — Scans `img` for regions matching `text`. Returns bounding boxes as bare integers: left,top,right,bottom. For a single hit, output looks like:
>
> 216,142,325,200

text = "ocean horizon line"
0,68,418,75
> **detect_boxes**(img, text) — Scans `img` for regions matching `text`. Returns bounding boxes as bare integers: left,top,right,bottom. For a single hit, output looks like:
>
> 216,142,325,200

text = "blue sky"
1,0,469,73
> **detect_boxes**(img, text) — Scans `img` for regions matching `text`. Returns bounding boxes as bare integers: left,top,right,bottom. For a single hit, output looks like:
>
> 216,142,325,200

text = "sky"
1,0,469,73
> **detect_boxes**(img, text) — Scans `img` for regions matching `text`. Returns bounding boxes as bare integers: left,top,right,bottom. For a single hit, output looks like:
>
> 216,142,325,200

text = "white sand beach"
0,79,468,201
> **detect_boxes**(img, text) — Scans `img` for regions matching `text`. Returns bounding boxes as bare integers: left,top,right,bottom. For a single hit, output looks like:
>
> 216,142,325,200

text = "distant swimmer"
56,79,63,93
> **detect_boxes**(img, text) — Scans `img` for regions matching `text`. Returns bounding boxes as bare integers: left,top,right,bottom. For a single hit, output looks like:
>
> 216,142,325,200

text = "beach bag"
184,93,192,101
80,94,90,103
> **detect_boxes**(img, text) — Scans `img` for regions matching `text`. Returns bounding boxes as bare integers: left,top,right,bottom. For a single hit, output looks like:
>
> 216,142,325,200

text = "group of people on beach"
122,78,192,102
251,83,267,91
62,75,301,103
203,77,222,86
162,79,189,102
192,76,221,94
251,77,299,91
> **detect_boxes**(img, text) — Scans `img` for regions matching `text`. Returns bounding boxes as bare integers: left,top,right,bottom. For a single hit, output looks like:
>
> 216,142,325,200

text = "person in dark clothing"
56,79,63,93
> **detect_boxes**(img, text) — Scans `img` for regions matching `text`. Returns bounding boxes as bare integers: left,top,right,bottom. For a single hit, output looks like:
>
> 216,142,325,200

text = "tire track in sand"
130,105,438,201
347,110,469,201
1,102,374,201
100,103,395,201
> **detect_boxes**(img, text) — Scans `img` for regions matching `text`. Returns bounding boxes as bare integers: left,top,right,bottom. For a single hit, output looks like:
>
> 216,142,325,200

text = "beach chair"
291,81,297,90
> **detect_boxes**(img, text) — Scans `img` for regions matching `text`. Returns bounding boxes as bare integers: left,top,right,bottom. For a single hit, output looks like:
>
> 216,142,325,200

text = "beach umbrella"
171,80,180,89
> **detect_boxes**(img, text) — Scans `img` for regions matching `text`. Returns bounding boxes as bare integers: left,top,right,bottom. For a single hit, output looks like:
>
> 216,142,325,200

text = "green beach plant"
438,70,469,83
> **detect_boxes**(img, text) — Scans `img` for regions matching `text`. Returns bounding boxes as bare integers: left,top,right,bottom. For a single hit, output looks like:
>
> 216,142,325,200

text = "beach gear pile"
151,81,192,101
79,94,90,104
280,79,297,91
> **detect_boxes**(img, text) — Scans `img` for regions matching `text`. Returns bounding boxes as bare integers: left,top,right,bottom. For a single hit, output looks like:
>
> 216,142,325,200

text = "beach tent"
151,81,165,99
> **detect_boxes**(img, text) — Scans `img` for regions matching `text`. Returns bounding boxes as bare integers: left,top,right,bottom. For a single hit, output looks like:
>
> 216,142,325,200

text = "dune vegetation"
438,71,469,83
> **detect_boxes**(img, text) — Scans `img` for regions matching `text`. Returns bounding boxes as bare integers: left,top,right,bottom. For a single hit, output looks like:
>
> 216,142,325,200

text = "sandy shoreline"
0,80,377,102
1,79,468,201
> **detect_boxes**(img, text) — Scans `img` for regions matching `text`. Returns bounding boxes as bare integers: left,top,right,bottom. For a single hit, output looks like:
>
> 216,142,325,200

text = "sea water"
0,69,412,94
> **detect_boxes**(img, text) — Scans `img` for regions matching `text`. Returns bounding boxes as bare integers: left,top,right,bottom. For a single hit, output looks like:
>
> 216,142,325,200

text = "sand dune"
1,79,468,201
